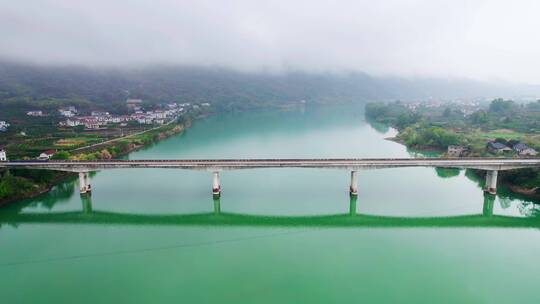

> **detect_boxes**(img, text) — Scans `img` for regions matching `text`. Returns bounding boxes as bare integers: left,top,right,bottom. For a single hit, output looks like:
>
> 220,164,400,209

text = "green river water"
1,105,540,303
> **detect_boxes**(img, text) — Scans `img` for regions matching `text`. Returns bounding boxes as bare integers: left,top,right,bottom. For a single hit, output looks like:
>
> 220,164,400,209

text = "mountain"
0,61,539,110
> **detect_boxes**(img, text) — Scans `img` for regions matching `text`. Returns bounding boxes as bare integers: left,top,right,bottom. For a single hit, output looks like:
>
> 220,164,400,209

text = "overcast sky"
1,0,539,83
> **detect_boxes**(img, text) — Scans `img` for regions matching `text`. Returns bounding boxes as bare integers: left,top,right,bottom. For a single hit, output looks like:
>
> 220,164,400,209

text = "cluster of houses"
0,120,10,132
26,100,212,130
56,101,206,130
486,141,538,156
448,141,538,157
59,108,182,129
403,100,481,115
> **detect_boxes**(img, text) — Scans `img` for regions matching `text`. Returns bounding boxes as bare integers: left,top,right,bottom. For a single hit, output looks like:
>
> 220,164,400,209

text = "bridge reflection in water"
2,194,540,229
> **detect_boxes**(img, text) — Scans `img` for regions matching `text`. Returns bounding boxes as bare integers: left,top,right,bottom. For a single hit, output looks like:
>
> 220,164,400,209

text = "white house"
0,147,7,161
82,118,100,129
91,111,110,117
0,120,9,132
39,150,56,160
137,117,153,124
108,117,121,123
27,110,43,117
67,119,81,127
154,110,166,119
59,109,75,117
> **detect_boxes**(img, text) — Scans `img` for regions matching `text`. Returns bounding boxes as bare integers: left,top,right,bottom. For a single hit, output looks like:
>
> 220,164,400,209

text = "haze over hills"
1,62,539,111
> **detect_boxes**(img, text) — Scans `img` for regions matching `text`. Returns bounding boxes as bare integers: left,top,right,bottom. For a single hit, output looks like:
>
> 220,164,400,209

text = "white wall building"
59,109,75,117
39,150,56,160
67,119,81,127
0,147,7,161
27,110,43,117
0,121,9,132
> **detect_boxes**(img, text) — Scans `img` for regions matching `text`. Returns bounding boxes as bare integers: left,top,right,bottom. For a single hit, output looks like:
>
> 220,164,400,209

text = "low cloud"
1,0,539,83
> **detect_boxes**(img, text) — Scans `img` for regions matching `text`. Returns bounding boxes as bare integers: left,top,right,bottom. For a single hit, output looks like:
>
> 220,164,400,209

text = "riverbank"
0,117,195,207
0,170,75,207
367,100,540,200
384,127,540,200
385,137,446,153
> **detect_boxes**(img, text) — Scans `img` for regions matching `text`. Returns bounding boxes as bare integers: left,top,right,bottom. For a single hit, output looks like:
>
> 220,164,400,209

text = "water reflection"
435,168,461,179
2,193,540,229
213,197,221,215
29,179,77,210
349,195,357,216
518,202,540,217
483,193,495,217
82,195,93,214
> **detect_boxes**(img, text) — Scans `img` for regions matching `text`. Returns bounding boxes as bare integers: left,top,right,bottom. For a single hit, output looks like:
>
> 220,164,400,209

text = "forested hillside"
1,62,539,112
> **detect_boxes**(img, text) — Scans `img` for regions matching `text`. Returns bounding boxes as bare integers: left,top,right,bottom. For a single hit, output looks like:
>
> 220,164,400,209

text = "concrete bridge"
2,158,540,196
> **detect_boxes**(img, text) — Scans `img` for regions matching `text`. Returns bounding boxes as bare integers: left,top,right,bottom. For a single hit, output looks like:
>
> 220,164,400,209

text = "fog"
1,0,539,83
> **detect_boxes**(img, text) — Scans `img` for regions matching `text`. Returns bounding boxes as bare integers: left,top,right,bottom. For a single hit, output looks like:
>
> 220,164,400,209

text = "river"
1,105,539,303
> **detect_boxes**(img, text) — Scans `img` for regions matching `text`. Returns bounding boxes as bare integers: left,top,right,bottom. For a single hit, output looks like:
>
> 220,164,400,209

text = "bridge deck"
2,158,540,171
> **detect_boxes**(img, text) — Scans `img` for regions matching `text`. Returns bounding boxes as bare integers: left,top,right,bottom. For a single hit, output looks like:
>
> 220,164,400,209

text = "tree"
443,107,451,117
469,110,488,124
365,103,389,120
489,98,515,113
51,151,70,160
100,149,112,159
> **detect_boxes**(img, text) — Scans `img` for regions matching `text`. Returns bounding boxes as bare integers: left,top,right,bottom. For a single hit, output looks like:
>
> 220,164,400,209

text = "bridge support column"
79,172,91,195
212,171,221,198
484,170,498,195
349,171,358,196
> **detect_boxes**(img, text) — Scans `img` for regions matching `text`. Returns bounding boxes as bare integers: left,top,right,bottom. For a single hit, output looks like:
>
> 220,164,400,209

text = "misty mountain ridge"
0,61,539,110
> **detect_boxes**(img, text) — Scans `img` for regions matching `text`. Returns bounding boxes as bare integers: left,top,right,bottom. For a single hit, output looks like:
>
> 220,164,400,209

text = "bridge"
2,158,540,196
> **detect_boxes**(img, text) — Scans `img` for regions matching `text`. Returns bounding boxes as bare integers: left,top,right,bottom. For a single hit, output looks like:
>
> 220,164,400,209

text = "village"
21,99,211,130
0,99,211,161
52,99,209,129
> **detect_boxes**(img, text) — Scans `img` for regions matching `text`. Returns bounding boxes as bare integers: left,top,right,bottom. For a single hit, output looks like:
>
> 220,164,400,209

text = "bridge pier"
79,172,91,195
349,171,358,196
212,171,221,198
484,170,498,195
